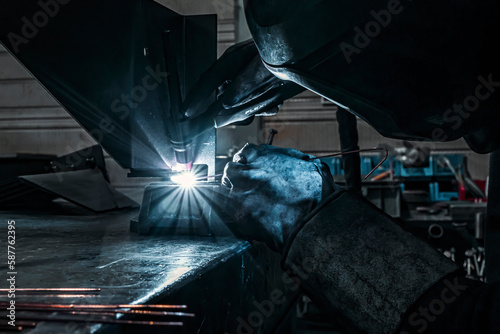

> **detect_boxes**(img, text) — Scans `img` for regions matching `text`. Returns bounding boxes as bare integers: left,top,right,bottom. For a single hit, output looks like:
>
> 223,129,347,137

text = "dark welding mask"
245,0,500,153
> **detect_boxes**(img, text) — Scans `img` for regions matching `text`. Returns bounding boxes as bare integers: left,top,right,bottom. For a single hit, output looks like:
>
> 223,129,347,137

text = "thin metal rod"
0,325,24,332
14,307,195,317
0,288,100,293
317,147,389,179
0,321,36,328
0,302,187,310
0,294,99,298
195,174,223,181
15,316,183,327
0,321,37,332
199,148,388,182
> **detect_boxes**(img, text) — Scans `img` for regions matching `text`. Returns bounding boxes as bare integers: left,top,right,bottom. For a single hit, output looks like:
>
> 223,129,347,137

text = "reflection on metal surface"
134,266,192,306
131,183,223,236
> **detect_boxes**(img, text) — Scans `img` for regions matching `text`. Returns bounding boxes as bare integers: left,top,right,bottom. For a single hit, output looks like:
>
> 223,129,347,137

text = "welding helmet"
245,0,500,153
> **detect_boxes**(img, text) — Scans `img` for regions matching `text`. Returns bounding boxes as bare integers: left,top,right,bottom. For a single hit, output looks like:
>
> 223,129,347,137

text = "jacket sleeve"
281,190,459,333
397,273,500,333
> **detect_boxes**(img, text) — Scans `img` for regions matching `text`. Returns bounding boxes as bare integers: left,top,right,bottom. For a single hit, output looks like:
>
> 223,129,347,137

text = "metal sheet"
0,209,297,333
0,0,216,171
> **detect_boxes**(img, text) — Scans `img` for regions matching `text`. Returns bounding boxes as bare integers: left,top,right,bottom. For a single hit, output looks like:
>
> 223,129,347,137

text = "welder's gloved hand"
182,40,304,128
221,144,336,253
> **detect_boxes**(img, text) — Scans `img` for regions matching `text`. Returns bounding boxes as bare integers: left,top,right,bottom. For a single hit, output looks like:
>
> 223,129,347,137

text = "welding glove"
182,40,304,128
221,143,336,252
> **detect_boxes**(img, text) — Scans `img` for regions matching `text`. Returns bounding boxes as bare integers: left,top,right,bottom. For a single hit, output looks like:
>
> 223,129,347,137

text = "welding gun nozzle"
181,162,193,171
171,140,194,171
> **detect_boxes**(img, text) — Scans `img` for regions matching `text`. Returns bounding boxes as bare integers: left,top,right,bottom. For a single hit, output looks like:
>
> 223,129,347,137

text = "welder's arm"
283,191,462,334
222,144,468,333
288,193,500,334
183,40,304,129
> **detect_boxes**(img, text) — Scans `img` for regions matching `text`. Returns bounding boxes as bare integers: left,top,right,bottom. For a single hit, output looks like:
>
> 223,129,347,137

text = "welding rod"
0,321,36,328
14,316,183,327
0,325,23,332
0,302,187,310
0,288,100,293
0,321,37,330
197,148,388,183
195,174,223,181
0,294,99,298
13,307,195,317
318,147,389,179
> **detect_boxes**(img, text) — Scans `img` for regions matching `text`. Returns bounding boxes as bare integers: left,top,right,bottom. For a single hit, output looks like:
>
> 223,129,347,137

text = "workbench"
0,204,297,334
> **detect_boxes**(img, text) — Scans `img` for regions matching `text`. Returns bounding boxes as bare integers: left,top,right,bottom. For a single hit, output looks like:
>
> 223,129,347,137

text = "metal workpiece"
0,0,217,173
0,209,296,333
130,182,227,236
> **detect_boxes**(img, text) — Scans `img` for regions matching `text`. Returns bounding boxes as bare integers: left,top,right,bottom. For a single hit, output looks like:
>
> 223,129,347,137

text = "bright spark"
170,172,197,188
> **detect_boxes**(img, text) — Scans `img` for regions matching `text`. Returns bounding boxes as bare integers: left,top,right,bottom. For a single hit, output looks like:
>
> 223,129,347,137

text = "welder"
189,0,500,333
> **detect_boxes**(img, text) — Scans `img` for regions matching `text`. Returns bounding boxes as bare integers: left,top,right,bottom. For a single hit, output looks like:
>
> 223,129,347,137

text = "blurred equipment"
395,141,431,169
323,142,489,281
0,146,136,212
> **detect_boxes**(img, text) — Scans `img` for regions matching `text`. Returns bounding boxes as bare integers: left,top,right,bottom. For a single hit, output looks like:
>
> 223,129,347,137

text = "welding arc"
318,147,389,179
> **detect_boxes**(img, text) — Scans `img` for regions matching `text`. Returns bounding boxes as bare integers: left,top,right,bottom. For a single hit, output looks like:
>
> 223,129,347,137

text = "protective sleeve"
281,190,459,333
397,273,500,334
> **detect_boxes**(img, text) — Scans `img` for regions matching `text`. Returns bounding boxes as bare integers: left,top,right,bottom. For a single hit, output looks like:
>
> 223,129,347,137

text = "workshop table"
0,205,297,334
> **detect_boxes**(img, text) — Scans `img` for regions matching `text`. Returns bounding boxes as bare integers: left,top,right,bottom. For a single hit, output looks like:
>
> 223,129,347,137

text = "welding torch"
163,37,304,171
162,33,255,171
